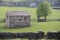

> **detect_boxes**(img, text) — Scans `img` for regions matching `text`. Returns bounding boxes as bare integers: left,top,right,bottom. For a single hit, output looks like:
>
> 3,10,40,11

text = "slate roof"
6,11,30,16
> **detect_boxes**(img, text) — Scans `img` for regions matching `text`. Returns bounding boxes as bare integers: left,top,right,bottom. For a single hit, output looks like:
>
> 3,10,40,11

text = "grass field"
0,6,60,33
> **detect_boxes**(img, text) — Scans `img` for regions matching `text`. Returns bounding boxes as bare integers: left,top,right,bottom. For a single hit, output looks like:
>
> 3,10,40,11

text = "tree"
36,1,51,21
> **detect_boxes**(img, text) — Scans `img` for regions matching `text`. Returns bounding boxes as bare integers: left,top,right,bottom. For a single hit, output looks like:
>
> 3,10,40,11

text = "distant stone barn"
29,3,36,8
6,11,30,28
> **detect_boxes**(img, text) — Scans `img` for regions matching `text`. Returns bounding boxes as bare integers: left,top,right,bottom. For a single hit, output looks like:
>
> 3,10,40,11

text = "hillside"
0,6,60,33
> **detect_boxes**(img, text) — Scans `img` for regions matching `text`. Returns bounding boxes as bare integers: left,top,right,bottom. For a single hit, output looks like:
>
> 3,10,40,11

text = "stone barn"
6,11,30,28
29,3,36,8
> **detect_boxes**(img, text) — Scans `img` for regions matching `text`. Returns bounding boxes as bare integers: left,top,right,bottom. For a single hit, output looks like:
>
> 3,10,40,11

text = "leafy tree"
36,1,51,21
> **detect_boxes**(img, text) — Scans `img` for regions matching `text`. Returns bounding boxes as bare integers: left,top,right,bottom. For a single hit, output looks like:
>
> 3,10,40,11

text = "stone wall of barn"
6,15,30,28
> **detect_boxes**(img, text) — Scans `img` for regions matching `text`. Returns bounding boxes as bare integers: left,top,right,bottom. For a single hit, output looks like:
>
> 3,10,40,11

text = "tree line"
0,0,60,7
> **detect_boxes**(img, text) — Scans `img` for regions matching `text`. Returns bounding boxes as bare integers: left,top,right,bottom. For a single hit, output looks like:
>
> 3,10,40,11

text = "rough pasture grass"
0,6,60,33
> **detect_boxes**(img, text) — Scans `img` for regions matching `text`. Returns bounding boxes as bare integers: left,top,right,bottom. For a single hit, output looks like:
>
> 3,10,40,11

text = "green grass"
0,6,60,33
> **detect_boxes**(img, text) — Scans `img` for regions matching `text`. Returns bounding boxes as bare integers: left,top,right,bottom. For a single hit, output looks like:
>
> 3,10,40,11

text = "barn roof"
6,11,30,16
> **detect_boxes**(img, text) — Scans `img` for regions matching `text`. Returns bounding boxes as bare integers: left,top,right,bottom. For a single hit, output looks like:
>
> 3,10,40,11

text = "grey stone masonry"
6,11,30,28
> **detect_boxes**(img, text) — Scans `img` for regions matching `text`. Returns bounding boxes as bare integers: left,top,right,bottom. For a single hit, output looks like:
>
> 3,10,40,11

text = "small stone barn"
29,3,36,8
6,11,30,28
